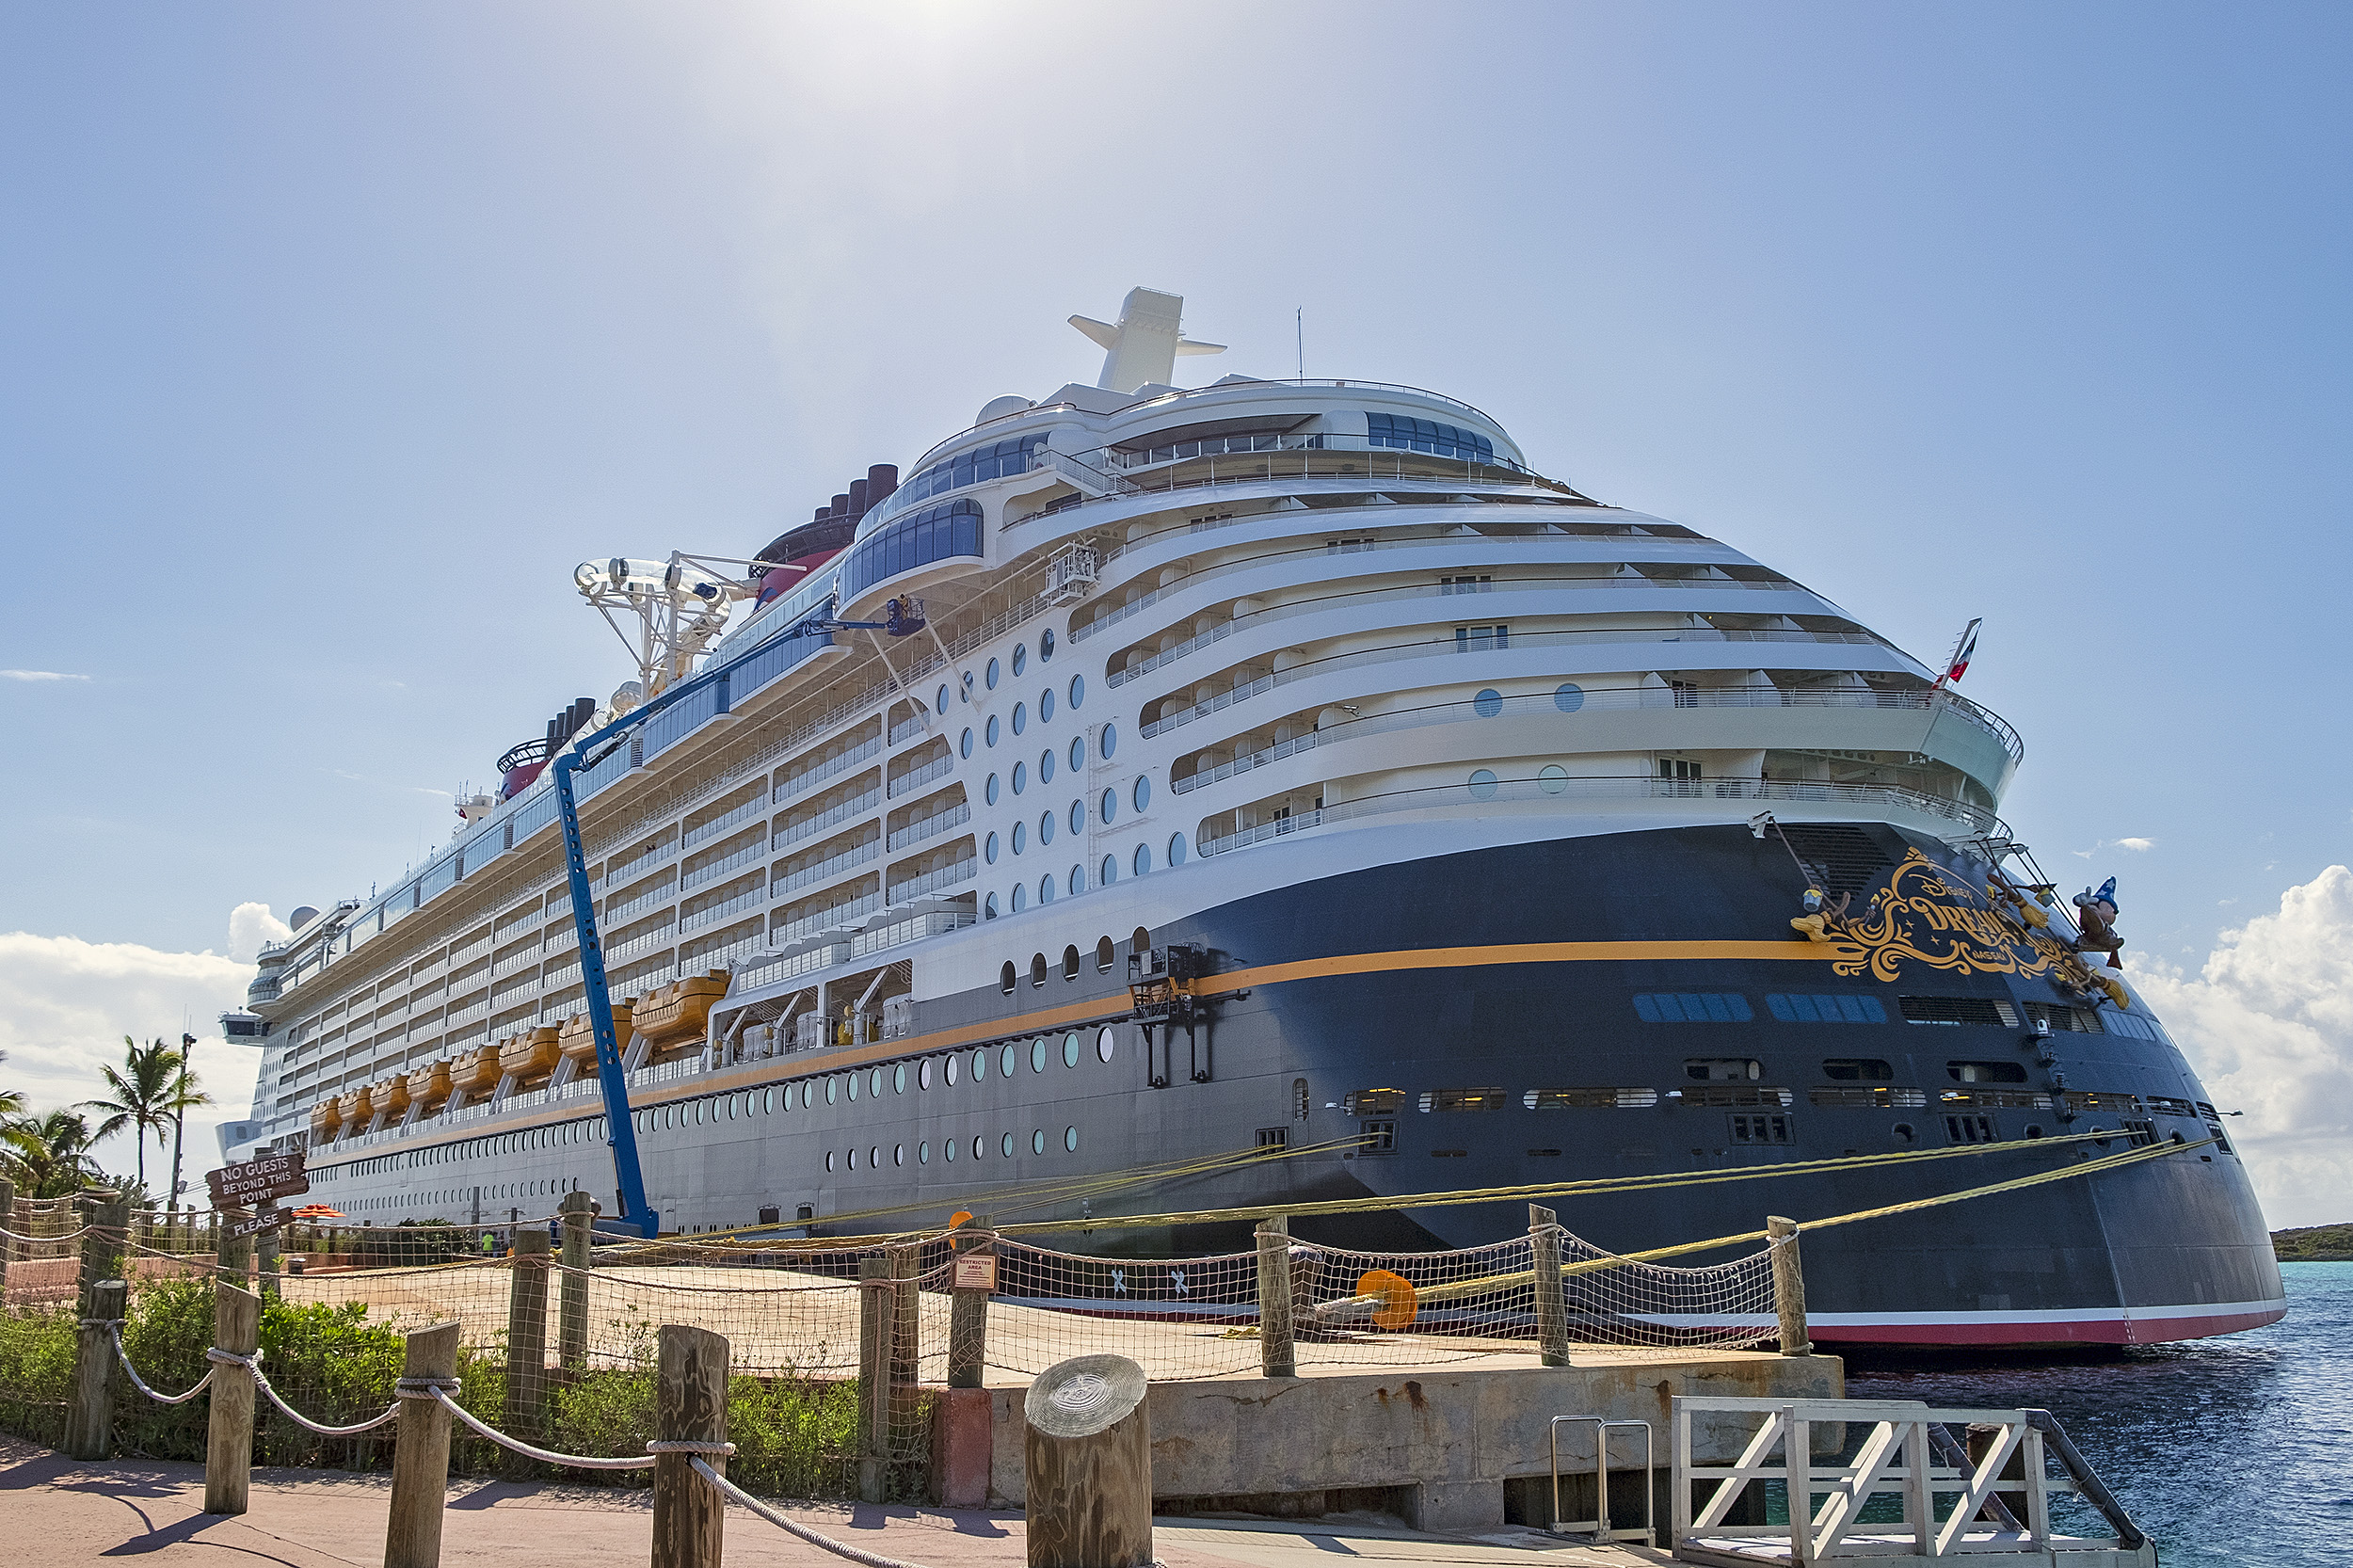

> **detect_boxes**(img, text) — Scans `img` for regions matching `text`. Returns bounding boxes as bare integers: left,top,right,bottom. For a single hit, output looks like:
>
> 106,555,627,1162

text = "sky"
2,3,2348,1221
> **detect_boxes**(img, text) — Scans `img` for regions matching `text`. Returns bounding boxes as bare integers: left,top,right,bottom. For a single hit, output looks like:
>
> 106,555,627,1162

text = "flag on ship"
1940,617,1982,686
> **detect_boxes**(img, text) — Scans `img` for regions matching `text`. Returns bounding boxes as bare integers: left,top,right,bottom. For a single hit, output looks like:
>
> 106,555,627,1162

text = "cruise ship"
232,288,2283,1347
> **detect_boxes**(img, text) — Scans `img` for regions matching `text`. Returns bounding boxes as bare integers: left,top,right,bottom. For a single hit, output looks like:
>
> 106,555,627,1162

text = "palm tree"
1,1109,99,1199
83,1036,181,1192
163,1038,210,1213
0,1048,24,1120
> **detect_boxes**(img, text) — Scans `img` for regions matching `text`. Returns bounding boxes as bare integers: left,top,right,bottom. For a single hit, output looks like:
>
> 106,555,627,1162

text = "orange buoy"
1356,1268,1418,1331
949,1210,974,1230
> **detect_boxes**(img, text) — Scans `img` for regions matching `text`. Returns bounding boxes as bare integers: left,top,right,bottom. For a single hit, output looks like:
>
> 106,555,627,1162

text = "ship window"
945,1052,959,1085
1097,1026,1116,1061
1358,1119,1397,1153
1257,1127,1288,1148
1100,853,1117,886
1132,842,1152,876
1068,859,1084,894
1685,1057,1764,1082
1000,962,1016,995
1012,821,1027,855
1100,722,1116,758
1468,768,1499,800
1011,883,1027,912
1099,788,1116,824
1069,675,1085,711
1041,629,1055,662
1040,688,1055,724
1636,994,1755,1024
986,658,1000,691
1366,411,1495,462
1947,1060,2027,1084
1133,776,1151,812
1658,758,1703,783
1821,1058,1895,1081
1039,810,1054,847
1062,946,1080,981
919,1059,932,1090
944,1137,956,1161
919,1141,929,1163
1013,701,1028,736
1418,1087,1505,1112
985,833,1000,865
986,714,1000,747
984,891,1000,920
1013,644,1028,679
1473,688,1504,717
937,683,950,714
1454,624,1510,652
960,728,973,759
1066,1125,1079,1151
972,1046,989,1080
1945,1113,1999,1144
1096,936,1115,971
838,498,984,600
1167,832,1186,866
1068,737,1085,773
898,434,1048,507
973,1135,985,1160
1001,1131,1015,1158
846,1072,858,1101
1346,1089,1407,1115
1554,682,1585,712
1769,994,1889,1025
893,1064,905,1094
826,1150,836,1172
2025,1001,2104,1034
1040,748,1055,786
1440,573,1492,595
1729,1112,1793,1144
1539,763,1569,794
1013,762,1028,796
986,774,1000,806
1900,996,2008,1027
1525,1087,1660,1109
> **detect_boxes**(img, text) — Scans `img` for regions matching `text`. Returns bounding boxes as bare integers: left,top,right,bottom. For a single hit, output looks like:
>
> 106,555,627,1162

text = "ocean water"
1845,1262,2351,1568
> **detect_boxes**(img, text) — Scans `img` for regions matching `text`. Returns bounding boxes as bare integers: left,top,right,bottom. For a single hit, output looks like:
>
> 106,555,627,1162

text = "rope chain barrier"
104,1322,216,1405
687,1456,936,1568
424,1386,657,1469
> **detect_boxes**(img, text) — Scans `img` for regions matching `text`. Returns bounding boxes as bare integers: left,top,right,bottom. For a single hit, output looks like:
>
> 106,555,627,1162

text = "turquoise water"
1846,1262,2351,1568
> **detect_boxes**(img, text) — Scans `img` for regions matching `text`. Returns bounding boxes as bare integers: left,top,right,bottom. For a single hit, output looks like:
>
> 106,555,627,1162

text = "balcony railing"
775,736,883,806
887,856,977,904
888,753,954,800
679,882,766,936
681,794,767,854
681,838,767,894
771,840,880,902
888,801,969,852
775,786,883,853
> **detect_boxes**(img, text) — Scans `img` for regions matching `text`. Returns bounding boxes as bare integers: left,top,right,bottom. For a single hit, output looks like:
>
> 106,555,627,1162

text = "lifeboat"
632,970,731,1061
377,1077,412,1119
309,1099,342,1141
406,1061,454,1115
497,1026,562,1088
348,1085,377,1128
451,1045,502,1097
556,1004,632,1067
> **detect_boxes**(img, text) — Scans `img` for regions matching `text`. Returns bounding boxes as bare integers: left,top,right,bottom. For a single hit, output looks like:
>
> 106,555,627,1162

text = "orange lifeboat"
497,1026,562,1088
406,1060,454,1115
632,970,731,1061
451,1045,502,1098
309,1099,342,1140
556,1004,632,1067
348,1085,377,1128
377,1076,412,1119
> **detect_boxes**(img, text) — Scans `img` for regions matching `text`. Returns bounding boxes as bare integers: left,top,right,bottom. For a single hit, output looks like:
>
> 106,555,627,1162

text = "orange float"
1355,1269,1418,1331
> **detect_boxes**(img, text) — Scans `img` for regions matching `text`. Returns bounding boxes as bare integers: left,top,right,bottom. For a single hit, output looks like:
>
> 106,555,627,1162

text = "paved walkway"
0,1438,1662,1567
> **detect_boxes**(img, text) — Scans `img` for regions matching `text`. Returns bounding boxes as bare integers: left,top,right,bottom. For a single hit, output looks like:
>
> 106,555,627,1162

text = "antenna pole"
1296,308,1304,380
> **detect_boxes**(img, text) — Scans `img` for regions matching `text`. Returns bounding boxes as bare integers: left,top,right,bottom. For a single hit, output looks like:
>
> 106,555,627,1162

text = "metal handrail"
1550,1416,1654,1544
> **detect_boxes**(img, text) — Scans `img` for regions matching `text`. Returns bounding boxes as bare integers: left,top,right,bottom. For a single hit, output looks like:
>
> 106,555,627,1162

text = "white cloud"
226,903,293,964
0,669,88,682
2114,837,2155,852
0,930,262,1196
2134,865,2353,1229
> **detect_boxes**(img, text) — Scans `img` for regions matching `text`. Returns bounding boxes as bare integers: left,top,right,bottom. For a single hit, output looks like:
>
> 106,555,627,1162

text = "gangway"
1673,1396,2153,1566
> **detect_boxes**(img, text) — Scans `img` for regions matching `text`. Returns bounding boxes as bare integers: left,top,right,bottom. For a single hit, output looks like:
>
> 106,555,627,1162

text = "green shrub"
0,1307,74,1446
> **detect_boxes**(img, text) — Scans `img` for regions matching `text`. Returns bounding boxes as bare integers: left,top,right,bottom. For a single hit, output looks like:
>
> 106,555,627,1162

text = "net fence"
4,1210,1780,1501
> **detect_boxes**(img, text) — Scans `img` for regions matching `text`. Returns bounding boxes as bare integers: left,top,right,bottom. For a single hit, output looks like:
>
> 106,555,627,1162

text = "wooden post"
1767,1216,1811,1356
651,1324,728,1568
65,1278,125,1460
856,1253,895,1503
1023,1354,1152,1568
888,1243,920,1487
1255,1217,1295,1378
1530,1203,1570,1367
947,1242,990,1389
255,1200,281,1300
504,1228,552,1466
216,1208,253,1288
206,1283,262,1514
385,1321,461,1568
557,1191,592,1371
0,1176,14,1298
77,1190,124,1315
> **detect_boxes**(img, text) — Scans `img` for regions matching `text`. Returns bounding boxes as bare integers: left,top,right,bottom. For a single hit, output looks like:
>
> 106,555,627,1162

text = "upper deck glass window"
1365,412,1495,463
898,433,1049,506
840,499,982,600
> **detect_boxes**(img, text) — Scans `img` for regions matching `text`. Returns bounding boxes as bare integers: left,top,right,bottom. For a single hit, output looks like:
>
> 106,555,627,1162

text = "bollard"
1024,1354,1152,1568
255,1200,281,1301
216,1208,253,1288
651,1324,728,1568
1255,1217,1295,1378
65,1278,126,1460
385,1321,462,1568
855,1253,894,1504
557,1191,592,1372
1529,1203,1571,1367
1767,1216,1811,1356
206,1283,262,1514
504,1228,552,1466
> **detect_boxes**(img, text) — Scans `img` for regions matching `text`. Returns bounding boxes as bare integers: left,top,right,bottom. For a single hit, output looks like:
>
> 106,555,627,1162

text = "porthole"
1040,688,1056,725
986,773,1000,806
846,1072,858,1101
1069,674,1085,710
1013,761,1028,796
960,671,973,702
1068,800,1084,837
1002,1132,1016,1158
1100,853,1117,886
1167,831,1187,866
975,1135,987,1160
869,1144,879,1169
1554,682,1584,713
1132,776,1151,812
1032,1037,1048,1073
1100,722,1116,758
919,1059,932,1091
763,1088,775,1112
1539,764,1568,795
1040,872,1057,904
1133,842,1152,876
847,1147,858,1170
1040,809,1055,846
1893,1122,1917,1144
986,657,1000,690
960,728,974,759
920,1141,930,1163
893,1064,906,1094
894,1144,905,1167
973,1047,989,1080
1013,643,1028,678
727,1096,738,1120
1032,1128,1047,1155
1099,787,1116,824
1063,945,1080,981
1040,748,1055,785
1068,737,1085,772
1069,860,1086,895
1013,821,1028,855
1468,768,1500,801
945,1137,957,1161
1065,1126,1079,1152
826,1150,836,1172
985,891,1000,919
936,682,951,715
945,1052,960,1086
986,714,1000,747
1097,1026,1116,1061
1041,629,1056,662
869,1067,883,1097
1012,882,1028,912
985,832,1000,865
1013,701,1028,737
1063,1032,1081,1067
1001,1043,1018,1077
1474,688,1504,718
